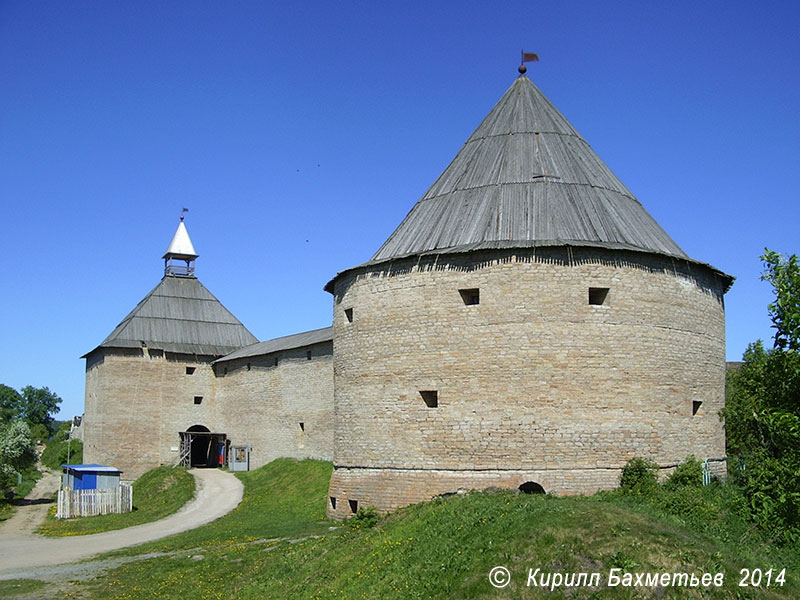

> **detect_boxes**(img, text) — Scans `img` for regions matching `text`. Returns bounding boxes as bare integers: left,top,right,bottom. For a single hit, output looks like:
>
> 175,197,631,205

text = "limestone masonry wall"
327,247,727,518
84,342,333,479
216,342,334,468
84,348,218,480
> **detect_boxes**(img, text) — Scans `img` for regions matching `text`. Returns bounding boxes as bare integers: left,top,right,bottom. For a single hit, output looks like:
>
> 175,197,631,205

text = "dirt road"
0,468,243,580
0,468,61,538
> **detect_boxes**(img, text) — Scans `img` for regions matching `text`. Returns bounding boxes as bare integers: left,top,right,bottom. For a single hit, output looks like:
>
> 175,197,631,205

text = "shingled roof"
327,73,731,292
84,275,258,358
373,74,687,262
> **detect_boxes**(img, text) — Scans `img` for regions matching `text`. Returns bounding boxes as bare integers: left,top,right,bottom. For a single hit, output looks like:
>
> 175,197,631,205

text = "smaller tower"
163,215,198,277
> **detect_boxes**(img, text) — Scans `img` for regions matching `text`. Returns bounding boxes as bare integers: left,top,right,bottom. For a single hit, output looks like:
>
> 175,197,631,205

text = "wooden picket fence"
56,483,133,519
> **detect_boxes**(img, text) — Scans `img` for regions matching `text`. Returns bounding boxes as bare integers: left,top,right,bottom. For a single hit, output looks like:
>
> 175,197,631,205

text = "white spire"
163,218,198,260
163,216,198,277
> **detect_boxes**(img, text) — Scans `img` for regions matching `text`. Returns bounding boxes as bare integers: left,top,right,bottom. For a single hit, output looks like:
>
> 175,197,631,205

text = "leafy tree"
724,249,800,544
0,384,22,424
0,421,37,496
18,386,61,435
762,249,800,351
28,423,50,444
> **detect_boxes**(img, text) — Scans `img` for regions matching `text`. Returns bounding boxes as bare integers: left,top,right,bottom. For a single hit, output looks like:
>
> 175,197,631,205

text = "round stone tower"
324,71,733,519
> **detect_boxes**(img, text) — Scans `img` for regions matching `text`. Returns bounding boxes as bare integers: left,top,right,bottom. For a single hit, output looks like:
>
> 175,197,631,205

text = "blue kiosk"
61,464,123,491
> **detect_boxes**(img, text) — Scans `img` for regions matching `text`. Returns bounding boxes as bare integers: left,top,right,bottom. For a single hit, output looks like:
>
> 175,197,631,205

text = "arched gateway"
179,425,228,468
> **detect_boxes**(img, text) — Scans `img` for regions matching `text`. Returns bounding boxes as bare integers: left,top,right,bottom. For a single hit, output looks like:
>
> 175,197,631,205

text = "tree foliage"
0,421,37,496
762,249,800,352
19,386,61,433
0,385,22,424
0,384,62,436
724,249,800,544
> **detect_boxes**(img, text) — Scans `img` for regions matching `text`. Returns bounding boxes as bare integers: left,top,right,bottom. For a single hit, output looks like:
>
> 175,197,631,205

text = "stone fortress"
82,222,334,479
83,67,733,518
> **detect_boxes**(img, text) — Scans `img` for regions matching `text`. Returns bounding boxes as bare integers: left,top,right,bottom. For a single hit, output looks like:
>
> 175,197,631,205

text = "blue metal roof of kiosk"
61,464,123,473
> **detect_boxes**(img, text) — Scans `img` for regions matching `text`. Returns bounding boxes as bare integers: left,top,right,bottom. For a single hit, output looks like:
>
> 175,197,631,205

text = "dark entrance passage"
178,425,228,468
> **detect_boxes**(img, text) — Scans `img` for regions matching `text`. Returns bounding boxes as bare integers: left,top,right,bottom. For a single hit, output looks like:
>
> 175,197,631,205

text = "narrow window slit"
194,396,203,405
589,287,609,305
459,288,480,305
420,390,438,408
692,400,702,416
344,308,354,323
348,499,358,513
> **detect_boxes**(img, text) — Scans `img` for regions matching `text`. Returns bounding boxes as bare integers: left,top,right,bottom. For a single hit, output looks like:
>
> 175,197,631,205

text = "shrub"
665,456,704,490
348,506,379,529
620,457,659,494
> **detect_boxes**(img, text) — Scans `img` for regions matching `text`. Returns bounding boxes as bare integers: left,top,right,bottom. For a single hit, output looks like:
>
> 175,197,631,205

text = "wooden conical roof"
370,74,687,263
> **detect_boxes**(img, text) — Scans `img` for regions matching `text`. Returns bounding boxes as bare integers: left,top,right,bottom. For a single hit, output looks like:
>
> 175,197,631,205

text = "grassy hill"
57,458,797,600
38,466,194,536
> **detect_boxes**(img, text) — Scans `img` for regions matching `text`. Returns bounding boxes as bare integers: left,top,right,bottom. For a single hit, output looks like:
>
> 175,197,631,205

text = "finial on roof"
519,51,539,74
163,213,198,277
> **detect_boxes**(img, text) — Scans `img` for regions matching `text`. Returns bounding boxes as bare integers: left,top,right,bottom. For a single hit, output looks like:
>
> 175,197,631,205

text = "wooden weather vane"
519,51,539,74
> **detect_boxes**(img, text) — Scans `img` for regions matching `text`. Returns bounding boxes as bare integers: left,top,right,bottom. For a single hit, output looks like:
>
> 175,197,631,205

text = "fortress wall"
215,341,334,468
327,247,727,518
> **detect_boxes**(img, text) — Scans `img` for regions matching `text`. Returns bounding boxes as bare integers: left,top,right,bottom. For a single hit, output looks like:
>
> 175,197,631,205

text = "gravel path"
0,468,243,581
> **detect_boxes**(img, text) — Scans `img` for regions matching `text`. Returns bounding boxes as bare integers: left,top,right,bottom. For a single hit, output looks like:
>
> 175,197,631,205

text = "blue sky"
1,1,798,420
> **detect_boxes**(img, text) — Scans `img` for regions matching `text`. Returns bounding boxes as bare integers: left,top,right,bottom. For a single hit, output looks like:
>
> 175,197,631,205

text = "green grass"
37,466,194,536
0,501,13,521
108,457,334,554
13,465,42,499
40,438,82,470
67,459,799,600
0,579,46,597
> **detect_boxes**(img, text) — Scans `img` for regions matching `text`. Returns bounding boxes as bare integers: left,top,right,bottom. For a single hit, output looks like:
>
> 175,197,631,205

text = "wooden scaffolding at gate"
176,430,228,468
177,431,192,467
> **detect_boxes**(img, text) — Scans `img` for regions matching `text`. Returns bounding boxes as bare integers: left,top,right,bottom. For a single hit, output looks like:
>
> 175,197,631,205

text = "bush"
620,457,659,494
348,506,379,529
665,456,704,490
0,421,37,496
